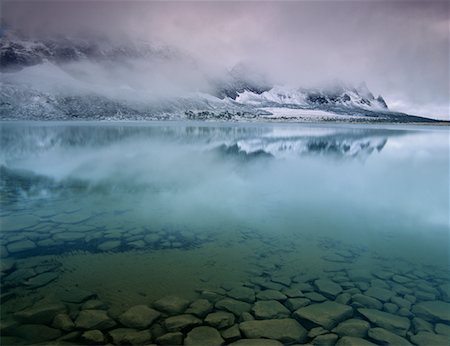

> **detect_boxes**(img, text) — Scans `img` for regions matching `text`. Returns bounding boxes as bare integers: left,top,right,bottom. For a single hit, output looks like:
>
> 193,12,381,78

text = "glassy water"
0,121,449,345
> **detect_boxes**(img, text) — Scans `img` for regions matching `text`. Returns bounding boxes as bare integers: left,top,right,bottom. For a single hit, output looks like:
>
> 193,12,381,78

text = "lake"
0,121,449,345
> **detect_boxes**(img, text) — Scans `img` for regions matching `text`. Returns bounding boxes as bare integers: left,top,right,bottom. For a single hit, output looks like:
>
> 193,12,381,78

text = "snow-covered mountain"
0,33,439,122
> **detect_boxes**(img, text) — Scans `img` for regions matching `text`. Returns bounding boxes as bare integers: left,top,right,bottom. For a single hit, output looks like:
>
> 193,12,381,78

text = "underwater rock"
271,275,292,286
435,323,450,336
6,239,36,253
390,296,412,310
229,339,283,346
308,326,329,338
314,279,343,298
332,318,370,338
412,301,450,323
336,336,377,345
312,333,339,345
438,283,450,302
144,233,161,244
304,292,327,302
252,300,290,319
281,287,304,298
383,302,399,314
294,301,353,329
364,287,395,302
52,313,75,331
156,331,184,345
227,287,256,303
284,298,311,311
185,299,213,318
81,329,104,344
205,311,235,329
412,317,434,334
14,302,67,324
215,298,252,316
410,331,450,346
357,308,410,336
368,327,412,345
97,240,121,251
24,272,58,288
0,245,9,258
4,268,36,287
119,305,161,329
221,324,241,341
256,290,287,301
239,318,307,344
82,299,107,310
153,295,190,315
184,326,225,346
109,328,153,345
164,314,202,332
0,258,16,272
75,309,117,330
351,294,383,310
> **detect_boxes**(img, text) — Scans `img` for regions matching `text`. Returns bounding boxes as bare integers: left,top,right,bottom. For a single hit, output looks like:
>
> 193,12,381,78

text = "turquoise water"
0,121,449,345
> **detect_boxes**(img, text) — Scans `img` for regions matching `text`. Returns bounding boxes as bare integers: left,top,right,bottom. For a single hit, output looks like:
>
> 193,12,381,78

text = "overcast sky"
2,0,449,119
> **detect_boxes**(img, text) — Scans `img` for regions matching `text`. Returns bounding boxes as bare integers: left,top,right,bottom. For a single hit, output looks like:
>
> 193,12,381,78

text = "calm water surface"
0,121,449,345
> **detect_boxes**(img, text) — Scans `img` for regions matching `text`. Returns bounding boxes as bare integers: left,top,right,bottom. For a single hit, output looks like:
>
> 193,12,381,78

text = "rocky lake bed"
1,122,449,345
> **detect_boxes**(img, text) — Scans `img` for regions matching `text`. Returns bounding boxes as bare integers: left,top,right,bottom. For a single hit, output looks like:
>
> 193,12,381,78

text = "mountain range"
0,33,440,123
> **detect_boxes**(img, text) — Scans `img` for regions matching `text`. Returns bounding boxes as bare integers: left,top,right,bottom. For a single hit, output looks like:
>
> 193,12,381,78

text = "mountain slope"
0,33,440,123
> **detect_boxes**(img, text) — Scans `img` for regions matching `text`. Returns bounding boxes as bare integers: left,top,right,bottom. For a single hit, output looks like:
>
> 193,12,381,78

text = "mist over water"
0,122,449,345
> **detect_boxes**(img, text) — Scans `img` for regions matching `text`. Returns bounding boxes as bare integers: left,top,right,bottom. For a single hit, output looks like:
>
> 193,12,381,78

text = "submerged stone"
284,298,311,311
24,272,58,288
412,301,450,323
332,318,370,338
314,279,343,298
294,301,353,329
52,313,75,331
227,286,256,303
153,295,190,315
14,302,67,324
215,298,251,316
312,333,339,345
336,336,377,345
357,308,410,336
6,240,36,253
97,240,121,251
164,314,202,332
221,324,241,341
205,311,235,329
239,318,307,344
75,309,116,330
252,300,290,319
184,326,224,346
256,289,287,301
156,331,184,345
410,332,450,346
351,294,383,310
81,329,104,344
368,327,412,345
364,287,395,302
108,328,152,345
185,299,213,318
229,340,283,346
119,305,160,329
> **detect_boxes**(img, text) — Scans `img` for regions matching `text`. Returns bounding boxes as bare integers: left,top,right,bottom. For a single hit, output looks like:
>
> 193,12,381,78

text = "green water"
0,122,449,345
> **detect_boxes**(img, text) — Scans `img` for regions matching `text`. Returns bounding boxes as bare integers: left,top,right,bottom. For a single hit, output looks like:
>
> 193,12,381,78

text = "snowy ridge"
0,33,440,123
235,84,388,111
